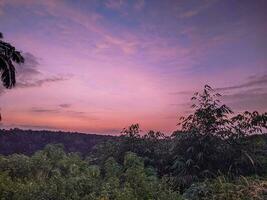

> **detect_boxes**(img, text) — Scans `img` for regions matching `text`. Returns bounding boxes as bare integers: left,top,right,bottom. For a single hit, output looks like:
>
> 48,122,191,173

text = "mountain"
0,128,114,156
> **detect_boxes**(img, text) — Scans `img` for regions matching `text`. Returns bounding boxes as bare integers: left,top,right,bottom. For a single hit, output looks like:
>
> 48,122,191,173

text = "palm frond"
0,55,16,88
12,51,24,63
0,34,24,88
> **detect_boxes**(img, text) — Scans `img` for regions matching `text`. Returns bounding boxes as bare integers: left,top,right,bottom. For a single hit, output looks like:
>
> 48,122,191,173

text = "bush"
183,176,267,200
0,144,181,200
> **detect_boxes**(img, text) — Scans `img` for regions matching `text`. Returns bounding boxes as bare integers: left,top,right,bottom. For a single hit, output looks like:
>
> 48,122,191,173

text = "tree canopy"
0,32,24,88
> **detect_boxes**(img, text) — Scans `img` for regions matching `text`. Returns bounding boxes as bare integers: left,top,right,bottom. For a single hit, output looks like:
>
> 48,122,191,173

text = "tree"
171,85,267,189
0,32,24,88
177,85,233,138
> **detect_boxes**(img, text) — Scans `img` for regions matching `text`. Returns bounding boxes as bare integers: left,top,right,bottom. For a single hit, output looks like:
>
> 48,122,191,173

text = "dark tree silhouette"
0,32,24,88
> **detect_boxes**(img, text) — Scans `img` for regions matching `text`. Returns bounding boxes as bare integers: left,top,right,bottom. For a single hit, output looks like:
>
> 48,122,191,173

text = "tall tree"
0,32,24,88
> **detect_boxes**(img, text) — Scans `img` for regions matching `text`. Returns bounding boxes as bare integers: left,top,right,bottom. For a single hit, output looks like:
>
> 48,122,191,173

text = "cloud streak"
30,107,60,113
11,53,67,91
59,104,71,108
216,74,267,91
29,106,99,121
17,77,67,88
0,0,266,134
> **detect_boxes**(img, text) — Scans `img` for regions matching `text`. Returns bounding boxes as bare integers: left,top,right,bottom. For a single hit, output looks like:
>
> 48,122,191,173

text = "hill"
0,129,114,156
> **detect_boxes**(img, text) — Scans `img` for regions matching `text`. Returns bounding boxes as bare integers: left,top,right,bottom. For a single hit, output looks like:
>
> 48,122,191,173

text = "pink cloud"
105,0,124,10
134,0,145,11
1,0,266,134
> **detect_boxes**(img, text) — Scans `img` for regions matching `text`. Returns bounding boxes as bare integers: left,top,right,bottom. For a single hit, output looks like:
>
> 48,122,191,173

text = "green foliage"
183,176,267,200
90,124,173,177
0,144,181,200
0,85,266,199
177,85,233,138
176,85,267,139
170,85,267,189
88,86,267,197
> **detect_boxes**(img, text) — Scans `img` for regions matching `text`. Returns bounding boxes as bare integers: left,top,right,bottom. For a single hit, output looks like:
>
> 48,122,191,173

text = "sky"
0,0,266,135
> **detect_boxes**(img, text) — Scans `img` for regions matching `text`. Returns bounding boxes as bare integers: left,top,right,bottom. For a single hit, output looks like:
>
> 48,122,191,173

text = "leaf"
186,159,194,166
186,146,194,153
197,152,203,161
242,150,255,167
0,56,16,88
12,51,24,63
172,159,185,170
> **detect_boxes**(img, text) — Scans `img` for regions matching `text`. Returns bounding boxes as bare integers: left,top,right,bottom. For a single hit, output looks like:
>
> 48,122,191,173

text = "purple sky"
0,0,266,134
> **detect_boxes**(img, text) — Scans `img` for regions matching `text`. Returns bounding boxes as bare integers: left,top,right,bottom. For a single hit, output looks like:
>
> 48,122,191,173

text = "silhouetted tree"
0,32,24,88
171,85,267,189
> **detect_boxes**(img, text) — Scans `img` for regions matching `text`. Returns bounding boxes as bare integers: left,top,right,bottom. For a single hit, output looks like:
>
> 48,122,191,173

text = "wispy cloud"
134,0,145,11
177,0,218,19
15,53,68,89
169,90,194,96
16,53,40,77
59,104,71,108
0,0,266,134
17,77,67,88
29,106,99,121
105,0,124,10
30,107,59,113
222,88,267,111
216,74,267,91
0,51,68,96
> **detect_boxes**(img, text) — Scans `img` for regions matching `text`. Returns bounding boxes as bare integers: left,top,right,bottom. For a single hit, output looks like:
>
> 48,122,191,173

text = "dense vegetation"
0,144,181,199
0,129,112,156
0,86,266,199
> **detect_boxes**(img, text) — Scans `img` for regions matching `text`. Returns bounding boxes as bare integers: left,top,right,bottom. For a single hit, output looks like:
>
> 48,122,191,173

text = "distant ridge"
0,129,114,156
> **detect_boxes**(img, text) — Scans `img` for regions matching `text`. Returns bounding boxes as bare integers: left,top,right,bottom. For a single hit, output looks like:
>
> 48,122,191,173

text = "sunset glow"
0,0,266,134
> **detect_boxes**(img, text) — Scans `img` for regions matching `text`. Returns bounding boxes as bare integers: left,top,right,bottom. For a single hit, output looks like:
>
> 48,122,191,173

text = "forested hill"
0,129,114,156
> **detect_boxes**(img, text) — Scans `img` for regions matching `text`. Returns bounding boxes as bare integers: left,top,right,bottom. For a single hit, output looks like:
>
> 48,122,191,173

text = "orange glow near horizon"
0,0,266,134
